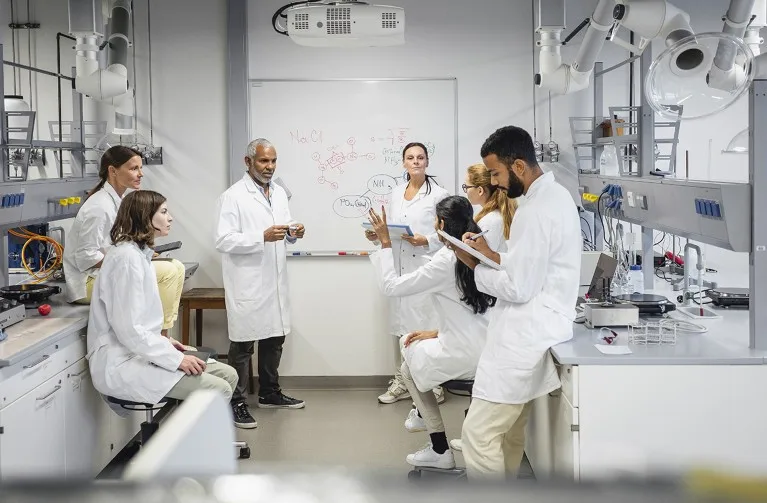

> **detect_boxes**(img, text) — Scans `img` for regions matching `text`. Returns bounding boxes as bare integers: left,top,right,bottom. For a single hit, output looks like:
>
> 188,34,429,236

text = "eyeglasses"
461,184,478,193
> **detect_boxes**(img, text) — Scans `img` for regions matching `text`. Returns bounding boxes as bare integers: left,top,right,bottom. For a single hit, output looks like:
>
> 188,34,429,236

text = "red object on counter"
38,304,51,316
665,251,684,266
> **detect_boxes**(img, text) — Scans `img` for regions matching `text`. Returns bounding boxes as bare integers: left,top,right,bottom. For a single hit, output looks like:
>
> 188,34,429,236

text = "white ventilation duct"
535,0,616,95
69,0,134,133
708,0,757,92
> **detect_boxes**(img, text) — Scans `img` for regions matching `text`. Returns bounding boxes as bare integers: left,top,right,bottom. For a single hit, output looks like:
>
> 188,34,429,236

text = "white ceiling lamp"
276,1,405,48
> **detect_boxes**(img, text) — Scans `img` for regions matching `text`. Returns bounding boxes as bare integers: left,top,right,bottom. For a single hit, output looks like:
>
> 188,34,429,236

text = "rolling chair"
408,378,473,481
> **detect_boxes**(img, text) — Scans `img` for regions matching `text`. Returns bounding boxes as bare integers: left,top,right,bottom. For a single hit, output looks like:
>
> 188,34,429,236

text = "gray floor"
235,388,534,479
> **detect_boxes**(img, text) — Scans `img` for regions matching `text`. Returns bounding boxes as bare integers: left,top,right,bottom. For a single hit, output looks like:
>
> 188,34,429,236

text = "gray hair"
246,138,274,158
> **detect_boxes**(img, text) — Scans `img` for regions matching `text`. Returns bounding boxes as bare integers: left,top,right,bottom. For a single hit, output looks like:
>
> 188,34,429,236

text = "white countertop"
0,295,89,368
552,288,766,365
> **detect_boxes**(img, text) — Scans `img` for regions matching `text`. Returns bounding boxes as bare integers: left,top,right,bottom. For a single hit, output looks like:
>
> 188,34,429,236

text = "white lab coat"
473,172,582,405
62,183,122,302
385,180,450,336
215,174,295,342
370,245,489,392
476,209,507,253
86,242,184,404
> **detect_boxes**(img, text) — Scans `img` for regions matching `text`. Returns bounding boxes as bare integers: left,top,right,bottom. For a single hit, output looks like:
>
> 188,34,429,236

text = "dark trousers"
228,335,285,403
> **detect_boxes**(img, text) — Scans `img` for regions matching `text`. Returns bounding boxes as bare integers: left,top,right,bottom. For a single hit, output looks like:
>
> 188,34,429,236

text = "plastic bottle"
629,265,644,294
599,145,620,176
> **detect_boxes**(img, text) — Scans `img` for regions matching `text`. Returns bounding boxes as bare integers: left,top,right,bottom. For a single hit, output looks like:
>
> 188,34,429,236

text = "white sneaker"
405,408,427,433
433,386,446,404
378,377,411,404
449,438,462,452
406,443,456,469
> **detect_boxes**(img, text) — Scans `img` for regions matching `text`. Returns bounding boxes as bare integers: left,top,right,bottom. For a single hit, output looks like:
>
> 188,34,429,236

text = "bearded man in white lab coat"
215,138,306,430
454,126,581,480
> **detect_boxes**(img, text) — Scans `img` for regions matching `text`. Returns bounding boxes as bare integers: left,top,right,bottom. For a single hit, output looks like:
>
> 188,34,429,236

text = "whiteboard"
248,79,457,253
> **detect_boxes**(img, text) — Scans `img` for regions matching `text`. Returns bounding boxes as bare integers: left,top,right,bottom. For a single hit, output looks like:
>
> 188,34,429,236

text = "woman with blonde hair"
462,163,516,252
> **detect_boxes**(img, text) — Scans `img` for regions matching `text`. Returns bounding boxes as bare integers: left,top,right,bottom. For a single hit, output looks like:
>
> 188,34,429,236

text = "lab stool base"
408,466,466,481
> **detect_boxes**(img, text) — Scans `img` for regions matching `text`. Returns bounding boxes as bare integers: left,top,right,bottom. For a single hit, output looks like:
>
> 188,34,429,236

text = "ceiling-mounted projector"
284,1,404,47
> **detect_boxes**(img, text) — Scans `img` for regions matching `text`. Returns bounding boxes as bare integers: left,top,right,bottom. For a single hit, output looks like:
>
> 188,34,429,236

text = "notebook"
437,230,503,271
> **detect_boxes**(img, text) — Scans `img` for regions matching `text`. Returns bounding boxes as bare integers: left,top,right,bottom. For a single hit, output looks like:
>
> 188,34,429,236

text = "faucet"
682,243,703,305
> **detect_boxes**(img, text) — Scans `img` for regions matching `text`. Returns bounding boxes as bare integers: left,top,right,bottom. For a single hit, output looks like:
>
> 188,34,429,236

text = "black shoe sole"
234,421,258,429
257,402,305,409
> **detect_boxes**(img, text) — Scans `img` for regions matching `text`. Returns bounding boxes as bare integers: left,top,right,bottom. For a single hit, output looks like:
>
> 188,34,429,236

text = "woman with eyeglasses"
463,163,517,253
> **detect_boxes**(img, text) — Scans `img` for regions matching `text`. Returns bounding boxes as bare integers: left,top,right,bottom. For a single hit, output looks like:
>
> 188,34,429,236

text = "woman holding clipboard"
367,196,496,470
365,142,450,405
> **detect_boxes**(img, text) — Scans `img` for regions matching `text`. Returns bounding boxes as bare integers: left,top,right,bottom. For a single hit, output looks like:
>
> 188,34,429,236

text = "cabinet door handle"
71,368,89,378
36,385,62,401
23,354,50,369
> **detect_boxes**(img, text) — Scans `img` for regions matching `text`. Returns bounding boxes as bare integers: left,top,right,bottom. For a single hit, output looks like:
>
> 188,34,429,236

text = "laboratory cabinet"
525,363,767,480
0,369,67,479
0,332,144,480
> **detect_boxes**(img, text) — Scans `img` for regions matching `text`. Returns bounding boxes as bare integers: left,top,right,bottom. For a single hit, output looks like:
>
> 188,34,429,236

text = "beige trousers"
400,360,444,432
461,397,532,480
164,361,239,402
77,259,186,330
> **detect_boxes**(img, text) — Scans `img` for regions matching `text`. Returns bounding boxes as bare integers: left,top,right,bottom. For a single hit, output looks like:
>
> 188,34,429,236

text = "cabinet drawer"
558,364,578,407
0,336,86,409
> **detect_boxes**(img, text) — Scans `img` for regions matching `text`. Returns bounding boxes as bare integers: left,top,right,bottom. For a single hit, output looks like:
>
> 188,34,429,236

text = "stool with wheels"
408,379,473,481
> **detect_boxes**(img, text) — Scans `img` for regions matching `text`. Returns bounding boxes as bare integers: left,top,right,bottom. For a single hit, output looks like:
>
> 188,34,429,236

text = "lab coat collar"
102,181,123,210
242,173,273,208
525,171,554,200
402,178,429,205
120,241,154,262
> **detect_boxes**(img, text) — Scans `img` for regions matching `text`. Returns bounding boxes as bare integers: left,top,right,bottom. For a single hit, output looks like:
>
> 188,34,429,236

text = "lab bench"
0,295,144,480
525,306,767,482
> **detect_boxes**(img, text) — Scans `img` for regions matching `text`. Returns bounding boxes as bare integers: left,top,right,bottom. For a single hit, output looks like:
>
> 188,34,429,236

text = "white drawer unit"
0,335,85,408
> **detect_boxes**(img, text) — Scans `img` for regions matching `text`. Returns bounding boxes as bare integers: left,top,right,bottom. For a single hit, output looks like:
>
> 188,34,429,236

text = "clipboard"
362,222,414,238
184,349,213,362
437,230,503,271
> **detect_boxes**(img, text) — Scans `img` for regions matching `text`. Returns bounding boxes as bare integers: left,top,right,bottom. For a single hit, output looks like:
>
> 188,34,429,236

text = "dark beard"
505,171,525,198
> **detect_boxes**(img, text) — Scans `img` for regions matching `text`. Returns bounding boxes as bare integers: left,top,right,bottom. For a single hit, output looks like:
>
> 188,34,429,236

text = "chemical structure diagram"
313,137,376,190
332,173,401,218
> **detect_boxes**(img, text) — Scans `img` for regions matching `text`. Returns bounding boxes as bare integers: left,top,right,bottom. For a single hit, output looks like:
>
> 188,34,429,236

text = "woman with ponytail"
463,163,517,252
367,196,496,471
63,146,186,337
365,142,450,405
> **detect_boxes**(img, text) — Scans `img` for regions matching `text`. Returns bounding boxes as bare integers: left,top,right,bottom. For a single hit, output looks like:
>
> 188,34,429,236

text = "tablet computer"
362,222,414,237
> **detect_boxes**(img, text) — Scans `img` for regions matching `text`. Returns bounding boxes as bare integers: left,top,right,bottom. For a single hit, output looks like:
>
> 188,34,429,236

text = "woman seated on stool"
63,146,185,338
367,196,502,470
87,190,238,406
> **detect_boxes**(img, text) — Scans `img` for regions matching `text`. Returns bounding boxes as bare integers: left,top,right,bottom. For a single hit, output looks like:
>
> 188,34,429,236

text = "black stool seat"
441,379,474,393
106,396,157,408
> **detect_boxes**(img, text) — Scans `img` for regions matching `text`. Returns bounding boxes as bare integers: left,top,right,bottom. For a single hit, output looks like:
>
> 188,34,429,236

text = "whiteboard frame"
246,77,460,197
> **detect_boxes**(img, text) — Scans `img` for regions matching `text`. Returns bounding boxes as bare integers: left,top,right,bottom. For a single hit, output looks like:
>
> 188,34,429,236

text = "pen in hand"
468,229,489,241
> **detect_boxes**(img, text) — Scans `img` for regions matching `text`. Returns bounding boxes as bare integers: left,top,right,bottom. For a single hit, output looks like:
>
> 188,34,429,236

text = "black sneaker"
258,392,305,409
231,401,258,429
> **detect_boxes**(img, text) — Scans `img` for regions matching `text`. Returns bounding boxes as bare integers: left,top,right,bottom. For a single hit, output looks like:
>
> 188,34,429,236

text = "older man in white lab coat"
454,126,581,480
215,138,306,430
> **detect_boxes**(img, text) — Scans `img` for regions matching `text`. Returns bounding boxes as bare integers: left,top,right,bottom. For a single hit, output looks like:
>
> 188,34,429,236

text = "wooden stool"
179,288,254,394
